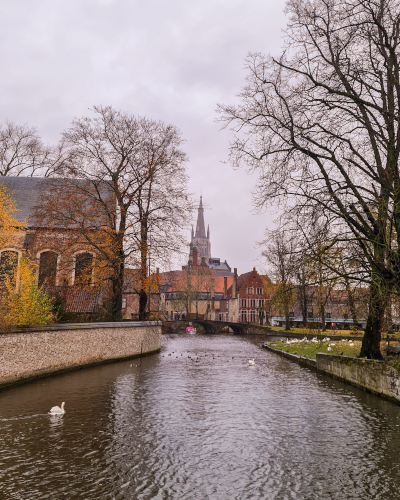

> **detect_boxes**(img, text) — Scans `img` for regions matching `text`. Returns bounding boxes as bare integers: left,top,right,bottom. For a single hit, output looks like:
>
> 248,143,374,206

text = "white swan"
248,359,255,366
49,402,66,415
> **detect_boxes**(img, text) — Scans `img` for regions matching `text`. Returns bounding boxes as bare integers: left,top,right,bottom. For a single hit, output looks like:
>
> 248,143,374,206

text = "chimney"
224,276,227,298
156,268,159,275
232,268,237,299
193,246,198,266
211,279,215,315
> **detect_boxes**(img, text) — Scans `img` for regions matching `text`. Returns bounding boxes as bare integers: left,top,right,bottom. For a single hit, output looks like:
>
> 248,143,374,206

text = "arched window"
75,252,94,286
38,251,58,287
0,250,19,284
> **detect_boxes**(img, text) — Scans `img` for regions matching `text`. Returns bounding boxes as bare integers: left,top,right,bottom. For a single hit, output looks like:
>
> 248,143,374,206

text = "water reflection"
1,334,400,499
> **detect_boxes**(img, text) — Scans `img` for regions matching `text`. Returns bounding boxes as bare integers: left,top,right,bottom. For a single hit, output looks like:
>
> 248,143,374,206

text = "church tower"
191,196,211,261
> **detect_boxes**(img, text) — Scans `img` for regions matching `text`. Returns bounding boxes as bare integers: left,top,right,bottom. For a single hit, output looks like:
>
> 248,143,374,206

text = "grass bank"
268,338,362,359
269,326,364,336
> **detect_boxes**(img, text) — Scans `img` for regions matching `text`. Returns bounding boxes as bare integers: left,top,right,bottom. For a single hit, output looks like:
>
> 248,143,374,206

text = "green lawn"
268,339,362,359
269,326,364,336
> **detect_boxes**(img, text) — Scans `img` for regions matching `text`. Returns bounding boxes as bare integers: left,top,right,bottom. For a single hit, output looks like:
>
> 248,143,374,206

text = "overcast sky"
0,0,287,275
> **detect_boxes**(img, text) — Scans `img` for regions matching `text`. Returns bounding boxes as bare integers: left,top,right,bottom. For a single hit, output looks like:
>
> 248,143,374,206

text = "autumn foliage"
0,258,54,327
0,183,25,246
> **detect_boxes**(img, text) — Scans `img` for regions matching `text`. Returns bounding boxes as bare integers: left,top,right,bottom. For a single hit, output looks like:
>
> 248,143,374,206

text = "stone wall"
0,321,161,388
316,353,400,403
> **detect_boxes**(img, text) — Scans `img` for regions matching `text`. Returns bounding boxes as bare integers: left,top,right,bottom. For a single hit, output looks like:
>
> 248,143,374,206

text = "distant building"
206,267,271,325
190,195,211,261
158,264,234,320
189,196,233,276
122,268,162,320
271,286,368,329
226,267,271,324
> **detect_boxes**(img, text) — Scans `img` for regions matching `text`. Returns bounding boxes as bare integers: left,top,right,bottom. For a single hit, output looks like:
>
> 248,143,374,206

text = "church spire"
195,195,206,238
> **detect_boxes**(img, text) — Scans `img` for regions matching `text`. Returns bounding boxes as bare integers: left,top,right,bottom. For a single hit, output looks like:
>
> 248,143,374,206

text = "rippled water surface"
1,334,400,499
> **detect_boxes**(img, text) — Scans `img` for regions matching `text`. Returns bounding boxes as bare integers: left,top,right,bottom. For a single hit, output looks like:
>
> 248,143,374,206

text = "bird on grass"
49,402,65,415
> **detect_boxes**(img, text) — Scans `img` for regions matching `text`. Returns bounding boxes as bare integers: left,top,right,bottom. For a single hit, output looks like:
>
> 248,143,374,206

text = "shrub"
0,258,54,327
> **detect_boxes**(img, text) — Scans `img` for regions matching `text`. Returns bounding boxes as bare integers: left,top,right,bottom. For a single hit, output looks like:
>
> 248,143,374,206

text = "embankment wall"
316,353,400,403
0,321,161,388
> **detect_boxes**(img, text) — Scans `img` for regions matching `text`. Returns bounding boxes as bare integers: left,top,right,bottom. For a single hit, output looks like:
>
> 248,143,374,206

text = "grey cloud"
0,0,287,273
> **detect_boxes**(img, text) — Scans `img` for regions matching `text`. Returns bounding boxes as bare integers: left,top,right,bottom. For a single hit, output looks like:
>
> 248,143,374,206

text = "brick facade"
227,267,271,324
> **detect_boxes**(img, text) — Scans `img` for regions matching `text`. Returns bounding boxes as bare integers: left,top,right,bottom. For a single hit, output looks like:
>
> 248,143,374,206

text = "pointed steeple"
195,195,206,238
191,225,194,242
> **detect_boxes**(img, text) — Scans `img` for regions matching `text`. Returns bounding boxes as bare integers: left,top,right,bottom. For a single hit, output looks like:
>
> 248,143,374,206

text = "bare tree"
263,231,296,330
219,0,400,358
0,121,58,177
37,106,192,321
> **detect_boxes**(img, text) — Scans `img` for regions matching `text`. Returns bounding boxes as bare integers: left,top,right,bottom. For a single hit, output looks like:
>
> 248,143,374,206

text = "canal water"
1,334,400,500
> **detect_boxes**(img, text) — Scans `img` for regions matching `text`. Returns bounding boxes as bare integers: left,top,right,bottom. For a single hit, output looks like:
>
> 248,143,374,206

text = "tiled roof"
63,288,102,313
45,286,103,313
63,289,101,313
0,176,114,228
0,176,48,226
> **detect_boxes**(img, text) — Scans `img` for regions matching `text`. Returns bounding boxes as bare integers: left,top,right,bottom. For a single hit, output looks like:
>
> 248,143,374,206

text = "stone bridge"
163,319,272,335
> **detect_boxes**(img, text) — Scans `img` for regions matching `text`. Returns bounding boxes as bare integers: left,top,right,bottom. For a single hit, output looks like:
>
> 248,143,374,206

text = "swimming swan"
248,359,255,366
49,402,65,415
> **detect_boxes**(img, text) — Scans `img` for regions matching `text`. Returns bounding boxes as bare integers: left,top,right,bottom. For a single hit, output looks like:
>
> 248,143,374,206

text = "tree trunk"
360,282,385,359
346,285,358,330
321,303,326,332
110,233,124,322
285,304,290,330
138,219,148,321
298,280,307,328
139,289,148,321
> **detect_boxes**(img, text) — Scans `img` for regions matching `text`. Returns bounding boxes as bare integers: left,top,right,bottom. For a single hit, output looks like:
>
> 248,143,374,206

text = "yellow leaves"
0,258,54,327
271,280,296,316
0,183,26,246
142,272,161,293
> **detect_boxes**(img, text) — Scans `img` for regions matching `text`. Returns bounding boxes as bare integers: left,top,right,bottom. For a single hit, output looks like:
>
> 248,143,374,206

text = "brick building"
0,176,113,315
158,263,234,320
226,267,271,324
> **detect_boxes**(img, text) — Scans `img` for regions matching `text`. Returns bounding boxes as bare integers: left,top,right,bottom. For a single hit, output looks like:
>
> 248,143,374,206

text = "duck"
248,359,255,366
49,402,66,415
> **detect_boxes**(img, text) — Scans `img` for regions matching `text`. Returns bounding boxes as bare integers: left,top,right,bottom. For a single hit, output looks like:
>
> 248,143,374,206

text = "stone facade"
0,321,161,388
